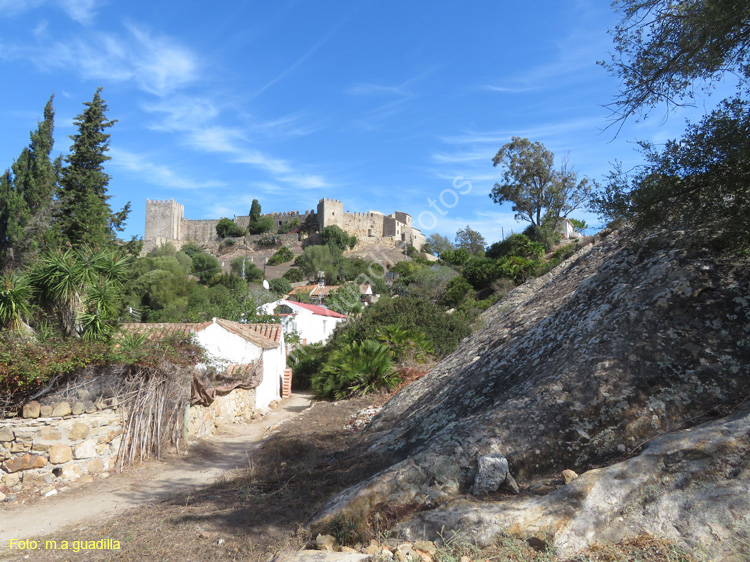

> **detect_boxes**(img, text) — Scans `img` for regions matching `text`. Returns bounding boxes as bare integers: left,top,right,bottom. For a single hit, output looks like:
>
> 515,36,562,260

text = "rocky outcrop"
397,400,750,560
310,228,750,559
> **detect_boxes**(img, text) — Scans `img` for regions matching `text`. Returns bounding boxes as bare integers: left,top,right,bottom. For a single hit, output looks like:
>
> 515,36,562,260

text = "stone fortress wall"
144,198,425,252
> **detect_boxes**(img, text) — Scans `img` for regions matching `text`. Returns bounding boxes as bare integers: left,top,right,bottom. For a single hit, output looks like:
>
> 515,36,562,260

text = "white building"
121,319,285,410
557,218,584,239
259,299,347,345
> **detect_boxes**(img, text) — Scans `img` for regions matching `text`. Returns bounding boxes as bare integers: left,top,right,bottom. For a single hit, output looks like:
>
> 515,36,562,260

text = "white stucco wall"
195,322,262,366
257,344,284,410
261,301,345,345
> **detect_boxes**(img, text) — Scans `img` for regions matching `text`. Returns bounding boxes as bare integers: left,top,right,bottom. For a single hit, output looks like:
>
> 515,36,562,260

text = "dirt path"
0,393,313,549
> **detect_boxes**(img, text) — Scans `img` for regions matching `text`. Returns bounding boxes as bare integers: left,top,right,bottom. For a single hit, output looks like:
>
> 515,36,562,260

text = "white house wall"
258,345,284,410
195,323,263,365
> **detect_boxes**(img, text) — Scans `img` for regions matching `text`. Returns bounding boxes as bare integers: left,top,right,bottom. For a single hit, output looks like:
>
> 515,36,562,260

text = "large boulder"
310,229,750,559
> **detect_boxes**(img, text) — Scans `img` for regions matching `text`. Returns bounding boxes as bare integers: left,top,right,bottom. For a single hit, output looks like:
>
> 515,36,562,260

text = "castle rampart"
144,198,425,252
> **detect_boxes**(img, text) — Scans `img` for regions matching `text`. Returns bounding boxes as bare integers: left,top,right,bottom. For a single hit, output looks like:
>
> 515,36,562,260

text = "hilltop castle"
144,198,425,251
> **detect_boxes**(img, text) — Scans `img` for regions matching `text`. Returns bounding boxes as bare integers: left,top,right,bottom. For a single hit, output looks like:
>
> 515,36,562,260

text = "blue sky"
0,0,733,246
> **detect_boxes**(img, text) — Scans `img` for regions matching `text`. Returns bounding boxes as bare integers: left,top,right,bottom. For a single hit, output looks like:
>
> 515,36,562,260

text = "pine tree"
56,88,130,249
0,96,57,268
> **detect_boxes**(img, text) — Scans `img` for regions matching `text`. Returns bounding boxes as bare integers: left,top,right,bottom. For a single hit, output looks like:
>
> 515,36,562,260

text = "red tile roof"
291,301,347,319
120,320,282,348
214,319,280,349
245,323,283,343
119,322,212,339
288,284,339,298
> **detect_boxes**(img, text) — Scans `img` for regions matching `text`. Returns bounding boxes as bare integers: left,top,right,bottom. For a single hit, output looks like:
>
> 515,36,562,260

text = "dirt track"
0,393,313,550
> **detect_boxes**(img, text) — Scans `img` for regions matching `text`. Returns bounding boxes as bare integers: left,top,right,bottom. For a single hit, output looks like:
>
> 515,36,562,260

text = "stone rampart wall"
0,401,122,500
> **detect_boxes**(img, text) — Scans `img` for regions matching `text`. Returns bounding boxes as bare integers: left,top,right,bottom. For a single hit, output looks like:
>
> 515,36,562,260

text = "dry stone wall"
0,400,122,500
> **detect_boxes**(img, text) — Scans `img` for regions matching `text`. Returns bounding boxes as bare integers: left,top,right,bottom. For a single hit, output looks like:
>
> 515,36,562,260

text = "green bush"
257,235,281,246
337,296,472,357
486,234,544,260
249,215,274,235
439,276,476,308
277,218,301,234
268,277,292,295
282,268,304,282
287,343,325,390
179,242,204,258
312,340,399,400
267,246,295,266
216,218,246,238
191,252,222,284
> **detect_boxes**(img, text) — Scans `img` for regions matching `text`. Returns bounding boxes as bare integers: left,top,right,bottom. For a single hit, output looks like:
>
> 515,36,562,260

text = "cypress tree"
0,96,57,268
56,88,130,249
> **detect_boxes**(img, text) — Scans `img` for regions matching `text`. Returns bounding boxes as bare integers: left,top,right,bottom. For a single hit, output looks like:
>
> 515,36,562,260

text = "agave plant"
313,339,400,400
79,280,122,341
0,272,34,333
32,247,130,338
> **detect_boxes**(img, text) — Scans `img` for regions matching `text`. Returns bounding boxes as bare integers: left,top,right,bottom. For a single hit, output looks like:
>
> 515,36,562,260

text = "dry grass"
1,394,706,562
6,394,394,562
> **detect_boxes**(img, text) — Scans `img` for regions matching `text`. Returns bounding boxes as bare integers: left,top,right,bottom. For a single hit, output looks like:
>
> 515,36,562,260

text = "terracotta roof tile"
214,318,280,349
119,322,211,339
245,323,283,343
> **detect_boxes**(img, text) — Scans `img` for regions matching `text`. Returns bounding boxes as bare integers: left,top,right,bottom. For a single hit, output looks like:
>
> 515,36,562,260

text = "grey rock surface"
396,401,750,560
310,228,750,560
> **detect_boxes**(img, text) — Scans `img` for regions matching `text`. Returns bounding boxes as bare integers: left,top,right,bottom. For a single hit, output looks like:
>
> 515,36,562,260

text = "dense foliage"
595,0,750,248
0,331,203,402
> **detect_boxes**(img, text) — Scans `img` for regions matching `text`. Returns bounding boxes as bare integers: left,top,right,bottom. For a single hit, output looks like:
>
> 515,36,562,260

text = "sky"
0,0,735,246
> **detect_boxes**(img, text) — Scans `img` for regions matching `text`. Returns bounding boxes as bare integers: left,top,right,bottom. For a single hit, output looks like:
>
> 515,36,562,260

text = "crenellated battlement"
144,198,425,252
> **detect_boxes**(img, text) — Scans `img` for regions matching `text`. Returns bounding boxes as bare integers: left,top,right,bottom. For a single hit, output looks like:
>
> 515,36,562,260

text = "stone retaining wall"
0,401,122,501
1,388,274,501
187,388,257,438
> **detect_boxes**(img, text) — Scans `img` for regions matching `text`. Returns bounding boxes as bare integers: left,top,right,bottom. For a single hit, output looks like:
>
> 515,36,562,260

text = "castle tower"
317,198,344,231
145,199,184,243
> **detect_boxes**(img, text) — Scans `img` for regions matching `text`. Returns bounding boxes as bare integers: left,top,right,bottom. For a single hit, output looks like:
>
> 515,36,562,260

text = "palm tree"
0,272,34,333
377,324,434,363
313,340,399,400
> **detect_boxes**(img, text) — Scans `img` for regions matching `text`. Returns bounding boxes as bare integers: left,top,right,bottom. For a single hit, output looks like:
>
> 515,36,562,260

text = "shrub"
191,252,222,284
322,225,353,252
257,235,281,246
249,215,274,235
486,234,544,260
268,277,292,295
337,296,472,357
216,218,246,238
376,324,434,363
439,276,476,308
287,343,325,390
312,340,399,400
277,218,301,234
282,268,304,282
267,246,295,266
179,242,204,258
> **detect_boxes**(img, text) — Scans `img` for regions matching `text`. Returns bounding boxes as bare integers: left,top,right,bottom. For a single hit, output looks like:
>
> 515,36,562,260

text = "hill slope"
311,227,750,559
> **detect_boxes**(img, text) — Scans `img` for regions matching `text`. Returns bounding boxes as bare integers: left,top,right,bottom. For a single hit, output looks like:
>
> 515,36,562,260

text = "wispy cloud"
33,23,200,96
110,148,225,190
346,71,434,132
0,0,103,24
145,102,331,190
251,26,339,99
57,0,102,25
485,4,608,95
